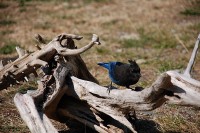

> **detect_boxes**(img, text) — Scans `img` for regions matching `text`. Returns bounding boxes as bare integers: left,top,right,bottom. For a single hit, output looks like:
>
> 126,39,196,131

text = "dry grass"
0,0,200,132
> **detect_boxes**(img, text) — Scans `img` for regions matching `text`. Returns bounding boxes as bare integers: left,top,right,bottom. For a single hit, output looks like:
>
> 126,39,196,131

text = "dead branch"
184,34,200,77
0,33,99,90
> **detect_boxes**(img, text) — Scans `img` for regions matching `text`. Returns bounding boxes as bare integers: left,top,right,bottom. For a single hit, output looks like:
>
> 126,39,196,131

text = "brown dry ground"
0,0,200,132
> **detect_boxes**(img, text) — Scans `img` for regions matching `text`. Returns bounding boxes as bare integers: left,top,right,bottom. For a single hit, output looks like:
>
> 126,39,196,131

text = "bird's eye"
131,69,135,73
131,68,140,73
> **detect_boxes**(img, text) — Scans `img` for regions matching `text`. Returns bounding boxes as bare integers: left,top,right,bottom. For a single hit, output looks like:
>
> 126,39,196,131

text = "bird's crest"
128,59,137,65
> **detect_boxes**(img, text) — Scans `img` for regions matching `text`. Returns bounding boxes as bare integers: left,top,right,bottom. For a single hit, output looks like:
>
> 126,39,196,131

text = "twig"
184,34,200,77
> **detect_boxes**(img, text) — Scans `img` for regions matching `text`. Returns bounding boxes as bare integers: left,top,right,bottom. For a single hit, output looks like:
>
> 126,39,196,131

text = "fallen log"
1,33,200,132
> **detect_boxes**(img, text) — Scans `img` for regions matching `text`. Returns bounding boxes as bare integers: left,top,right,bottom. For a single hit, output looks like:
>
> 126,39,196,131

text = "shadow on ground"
57,118,161,133
135,119,161,133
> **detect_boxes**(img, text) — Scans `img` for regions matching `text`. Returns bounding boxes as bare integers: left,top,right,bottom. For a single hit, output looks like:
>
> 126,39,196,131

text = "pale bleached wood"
14,69,200,133
55,34,100,55
0,33,100,90
0,60,3,70
69,73,171,111
184,34,200,77
14,93,58,133
166,71,200,106
9,33,200,133
16,46,27,58
69,70,200,111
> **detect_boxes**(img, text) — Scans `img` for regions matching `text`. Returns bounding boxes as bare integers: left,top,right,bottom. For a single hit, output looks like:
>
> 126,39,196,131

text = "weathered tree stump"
0,33,200,133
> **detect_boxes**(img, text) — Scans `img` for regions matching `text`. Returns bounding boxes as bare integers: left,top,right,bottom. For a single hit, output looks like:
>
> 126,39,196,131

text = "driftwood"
0,33,200,133
0,33,99,89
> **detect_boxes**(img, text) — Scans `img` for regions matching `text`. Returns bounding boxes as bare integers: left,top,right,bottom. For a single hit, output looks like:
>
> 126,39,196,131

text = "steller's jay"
98,60,141,93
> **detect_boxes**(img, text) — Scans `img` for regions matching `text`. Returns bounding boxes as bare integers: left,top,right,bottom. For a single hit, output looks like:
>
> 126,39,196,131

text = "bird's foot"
107,85,112,94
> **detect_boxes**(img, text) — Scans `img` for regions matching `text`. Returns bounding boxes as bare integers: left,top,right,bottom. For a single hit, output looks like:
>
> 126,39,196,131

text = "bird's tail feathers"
97,62,109,69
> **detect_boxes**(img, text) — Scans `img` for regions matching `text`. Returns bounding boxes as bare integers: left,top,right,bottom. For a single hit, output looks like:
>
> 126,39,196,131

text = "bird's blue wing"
108,62,122,83
109,62,122,70
98,62,122,83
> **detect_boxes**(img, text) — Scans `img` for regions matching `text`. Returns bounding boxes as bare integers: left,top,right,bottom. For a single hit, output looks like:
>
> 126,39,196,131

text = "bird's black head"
128,59,141,79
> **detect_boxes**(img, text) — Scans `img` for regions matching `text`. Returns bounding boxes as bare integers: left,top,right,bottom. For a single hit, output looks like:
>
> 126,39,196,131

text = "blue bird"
98,60,141,93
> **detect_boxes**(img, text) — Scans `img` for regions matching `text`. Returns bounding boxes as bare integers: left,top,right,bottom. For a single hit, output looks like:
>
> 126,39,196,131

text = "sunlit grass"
121,38,142,48
0,126,28,133
18,81,37,94
96,47,110,54
34,21,52,30
158,60,184,73
120,28,178,49
0,20,16,26
156,114,199,132
0,41,19,55
180,0,200,16
181,8,200,16
0,30,14,36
